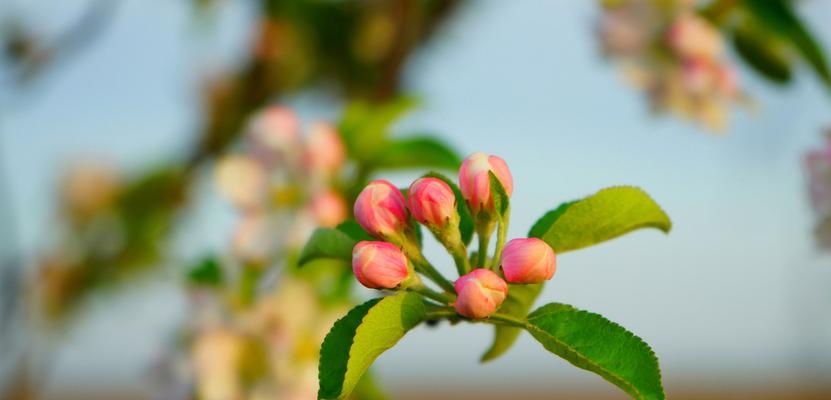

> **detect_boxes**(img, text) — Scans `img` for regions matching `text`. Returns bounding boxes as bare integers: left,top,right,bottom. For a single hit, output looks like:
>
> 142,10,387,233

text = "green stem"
450,241,471,276
431,225,470,276
423,307,528,328
490,206,510,270
414,257,455,293
475,229,491,268
402,244,455,293
488,312,527,328
408,285,454,304
424,307,459,320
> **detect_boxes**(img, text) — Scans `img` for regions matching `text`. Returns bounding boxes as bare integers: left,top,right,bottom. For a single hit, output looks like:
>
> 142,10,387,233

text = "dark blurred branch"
375,0,461,100
2,0,119,87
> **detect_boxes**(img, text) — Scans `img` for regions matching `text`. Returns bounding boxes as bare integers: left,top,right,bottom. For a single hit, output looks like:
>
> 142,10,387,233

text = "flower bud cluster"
597,1,741,130
351,153,557,319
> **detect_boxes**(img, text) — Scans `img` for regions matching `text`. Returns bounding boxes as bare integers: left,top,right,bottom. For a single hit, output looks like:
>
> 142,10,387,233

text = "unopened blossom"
354,180,409,239
407,177,457,229
214,155,267,211
458,152,513,216
454,268,508,319
501,238,557,284
352,241,410,289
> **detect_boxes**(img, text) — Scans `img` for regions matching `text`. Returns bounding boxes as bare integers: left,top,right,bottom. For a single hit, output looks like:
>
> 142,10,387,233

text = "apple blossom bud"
454,269,508,319
501,238,557,284
305,122,346,176
214,155,267,211
354,180,409,239
352,241,410,289
309,190,348,228
458,152,513,216
407,177,457,229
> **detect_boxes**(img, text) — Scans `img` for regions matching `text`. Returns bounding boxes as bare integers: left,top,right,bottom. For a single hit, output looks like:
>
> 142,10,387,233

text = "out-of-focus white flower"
214,155,268,211
192,329,244,400
805,134,831,217
231,214,276,264
62,161,119,218
667,12,724,61
597,0,742,131
309,190,348,228
598,7,649,56
247,106,301,159
304,121,346,179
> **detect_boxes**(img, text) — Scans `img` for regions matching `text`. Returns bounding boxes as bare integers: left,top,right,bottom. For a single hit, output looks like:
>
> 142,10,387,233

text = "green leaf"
527,201,577,238
352,372,389,400
530,186,671,253
186,256,223,287
339,97,419,162
526,303,665,400
318,292,426,399
336,220,374,242
743,0,831,88
299,227,359,266
481,283,542,362
732,24,792,84
422,171,473,245
371,136,461,170
488,171,510,217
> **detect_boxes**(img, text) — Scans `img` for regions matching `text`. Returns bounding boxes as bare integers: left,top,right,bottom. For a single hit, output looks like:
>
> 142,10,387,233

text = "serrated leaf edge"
526,304,665,400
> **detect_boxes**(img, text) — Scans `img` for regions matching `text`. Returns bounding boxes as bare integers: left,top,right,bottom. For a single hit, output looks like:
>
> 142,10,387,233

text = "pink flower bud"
458,152,513,215
454,269,508,319
501,238,557,284
305,122,346,176
352,241,410,289
407,177,457,228
354,180,409,239
309,190,348,228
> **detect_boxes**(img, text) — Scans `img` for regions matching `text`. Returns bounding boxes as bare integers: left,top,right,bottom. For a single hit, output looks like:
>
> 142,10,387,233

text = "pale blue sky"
3,0,831,395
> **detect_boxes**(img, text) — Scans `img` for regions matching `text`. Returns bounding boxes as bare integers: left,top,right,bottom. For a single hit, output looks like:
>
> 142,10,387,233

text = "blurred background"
2,0,831,399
